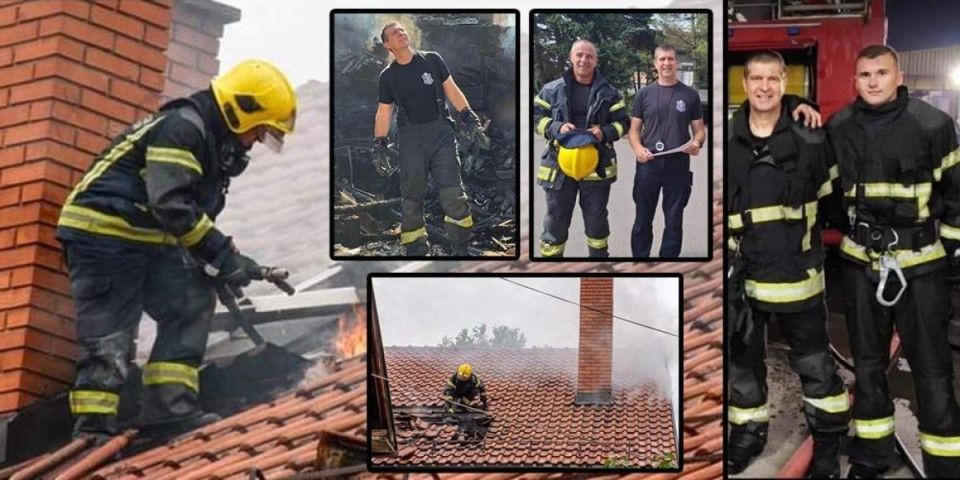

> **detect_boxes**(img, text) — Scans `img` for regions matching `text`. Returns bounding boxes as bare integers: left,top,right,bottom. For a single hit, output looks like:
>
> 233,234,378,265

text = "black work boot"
807,434,841,478
450,243,469,257
727,424,767,474
588,247,609,258
404,238,429,257
846,463,886,478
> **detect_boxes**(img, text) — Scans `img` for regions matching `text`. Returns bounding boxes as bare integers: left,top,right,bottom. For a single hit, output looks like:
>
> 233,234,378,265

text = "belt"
851,221,937,252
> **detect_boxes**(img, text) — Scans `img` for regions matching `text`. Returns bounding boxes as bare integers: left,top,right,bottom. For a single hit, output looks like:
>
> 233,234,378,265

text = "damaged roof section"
375,347,675,468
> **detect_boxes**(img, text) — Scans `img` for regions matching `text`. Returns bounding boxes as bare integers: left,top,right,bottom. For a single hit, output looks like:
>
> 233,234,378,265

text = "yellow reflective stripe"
445,214,473,228
609,100,626,112
920,432,960,457
586,236,608,249
540,241,565,257
583,161,617,181
537,165,557,182
817,177,833,199
727,236,740,251
934,148,960,182
845,182,932,199
178,213,214,247
66,117,164,206
146,146,203,175
828,164,839,181
534,95,551,109
745,268,824,304
941,223,960,241
69,390,119,415
742,201,816,224
728,214,744,230
58,204,177,245
729,404,770,425
143,362,199,392
802,207,817,251
446,380,456,388
840,237,946,270
400,227,426,245
854,417,895,439
612,121,624,138
537,117,552,137
804,391,849,414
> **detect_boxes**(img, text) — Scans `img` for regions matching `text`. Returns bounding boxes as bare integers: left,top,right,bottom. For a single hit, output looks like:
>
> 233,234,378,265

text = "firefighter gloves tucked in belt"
372,136,394,177
459,108,491,149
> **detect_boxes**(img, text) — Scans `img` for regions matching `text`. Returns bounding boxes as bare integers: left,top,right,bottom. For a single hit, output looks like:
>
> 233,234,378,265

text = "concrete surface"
531,140,711,259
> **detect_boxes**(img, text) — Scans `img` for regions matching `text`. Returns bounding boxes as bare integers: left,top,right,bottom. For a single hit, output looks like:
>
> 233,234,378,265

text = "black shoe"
808,435,841,478
847,464,885,478
727,435,765,474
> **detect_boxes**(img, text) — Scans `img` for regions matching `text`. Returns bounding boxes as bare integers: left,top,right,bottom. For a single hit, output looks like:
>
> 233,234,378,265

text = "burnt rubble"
332,14,517,257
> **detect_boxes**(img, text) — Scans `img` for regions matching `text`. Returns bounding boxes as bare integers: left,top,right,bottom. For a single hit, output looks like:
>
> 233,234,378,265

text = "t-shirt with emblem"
378,52,452,125
630,80,702,152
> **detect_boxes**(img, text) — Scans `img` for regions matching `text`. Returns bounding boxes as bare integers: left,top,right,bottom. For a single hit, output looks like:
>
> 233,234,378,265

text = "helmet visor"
260,126,286,153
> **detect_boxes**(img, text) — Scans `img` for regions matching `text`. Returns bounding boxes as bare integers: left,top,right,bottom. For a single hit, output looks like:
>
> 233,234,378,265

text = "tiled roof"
86,357,366,480
374,347,675,468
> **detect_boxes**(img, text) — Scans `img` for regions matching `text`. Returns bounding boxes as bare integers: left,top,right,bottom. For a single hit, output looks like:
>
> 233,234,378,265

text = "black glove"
459,108,491,149
372,136,394,177
215,249,262,288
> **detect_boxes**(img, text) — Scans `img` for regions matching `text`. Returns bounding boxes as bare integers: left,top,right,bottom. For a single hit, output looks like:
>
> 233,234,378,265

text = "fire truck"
727,0,886,120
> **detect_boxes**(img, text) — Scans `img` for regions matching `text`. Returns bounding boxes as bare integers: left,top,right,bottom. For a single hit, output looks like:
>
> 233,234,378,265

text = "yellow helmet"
556,129,600,181
457,364,472,380
211,59,297,136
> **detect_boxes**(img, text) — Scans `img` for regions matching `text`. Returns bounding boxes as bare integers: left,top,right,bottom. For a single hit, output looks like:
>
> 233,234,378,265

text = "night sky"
887,0,960,51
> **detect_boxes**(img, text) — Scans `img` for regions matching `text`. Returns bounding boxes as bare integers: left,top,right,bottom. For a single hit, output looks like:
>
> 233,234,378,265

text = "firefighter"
373,21,488,257
56,60,297,441
726,51,849,477
443,364,488,415
825,45,960,478
533,39,630,258
628,44,706,258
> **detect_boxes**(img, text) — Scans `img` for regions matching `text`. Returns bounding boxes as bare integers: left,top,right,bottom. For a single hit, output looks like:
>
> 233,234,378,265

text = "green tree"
653,13,709,89
439,323,527,348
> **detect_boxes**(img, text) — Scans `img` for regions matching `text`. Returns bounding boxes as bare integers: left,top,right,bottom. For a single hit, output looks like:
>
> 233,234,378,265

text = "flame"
334,305,367,357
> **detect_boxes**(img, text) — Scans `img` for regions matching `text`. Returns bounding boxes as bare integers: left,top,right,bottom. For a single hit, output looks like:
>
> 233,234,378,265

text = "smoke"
298,361,331,389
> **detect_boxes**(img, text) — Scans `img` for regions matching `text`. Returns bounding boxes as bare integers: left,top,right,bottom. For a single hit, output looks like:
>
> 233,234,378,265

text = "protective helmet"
211,59,297,140
457,364,472,381
556,129,600,181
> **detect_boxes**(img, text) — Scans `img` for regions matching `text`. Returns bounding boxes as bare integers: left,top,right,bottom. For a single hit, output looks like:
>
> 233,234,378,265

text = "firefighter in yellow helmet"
533,39,630,258
443,364,488,415
56,59,296,442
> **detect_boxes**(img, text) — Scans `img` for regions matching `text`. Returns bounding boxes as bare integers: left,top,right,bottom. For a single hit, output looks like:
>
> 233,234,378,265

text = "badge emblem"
422,72,434,85
676,99,686,112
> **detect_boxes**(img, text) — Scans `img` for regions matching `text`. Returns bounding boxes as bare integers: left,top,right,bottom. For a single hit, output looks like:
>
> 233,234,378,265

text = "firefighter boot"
727,423,767,474
808,434,841,478
846,464,886,478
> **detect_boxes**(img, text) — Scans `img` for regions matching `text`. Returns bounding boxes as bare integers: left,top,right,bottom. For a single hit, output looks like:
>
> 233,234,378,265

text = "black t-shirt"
570,80,592,128
630,81,702,151
378,52,451,125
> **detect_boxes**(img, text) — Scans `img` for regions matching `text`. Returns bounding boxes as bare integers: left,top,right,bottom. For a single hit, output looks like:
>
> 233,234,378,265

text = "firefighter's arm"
599,93,629,142
534,87,563,140
813,130,845,232
476,377,488,408
683,118,706,155
932,121,960,270
629,117,654,163
783,94,822,129
442,76,469,113
374,103,393,139
443,379,457,413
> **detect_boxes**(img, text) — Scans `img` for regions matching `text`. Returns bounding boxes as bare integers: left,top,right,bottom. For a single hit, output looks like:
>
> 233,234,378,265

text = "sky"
215,0,678,87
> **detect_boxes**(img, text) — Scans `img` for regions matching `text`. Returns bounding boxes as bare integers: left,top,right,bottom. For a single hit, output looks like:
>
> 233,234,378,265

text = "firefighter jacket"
533,68,629,188
727,98,839,313
443,373,487,404
57,90,238,263
826,86,960,280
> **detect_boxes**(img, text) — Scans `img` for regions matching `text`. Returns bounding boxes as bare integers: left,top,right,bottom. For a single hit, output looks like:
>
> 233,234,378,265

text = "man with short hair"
726,50,849,477
374,21,488,256
826,44,960,478
628,44,705,258
533,39,630,258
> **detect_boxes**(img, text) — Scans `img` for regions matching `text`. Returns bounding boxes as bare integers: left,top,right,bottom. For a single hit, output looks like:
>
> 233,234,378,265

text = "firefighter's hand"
587,126,604,142
459,108,491,149
372,136,394,177
559,123,576,135
792,103,822,129
682,138,702,156
218,251,262,288
636,146,654,164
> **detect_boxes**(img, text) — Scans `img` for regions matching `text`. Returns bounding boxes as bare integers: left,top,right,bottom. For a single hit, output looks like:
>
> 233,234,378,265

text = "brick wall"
577,277,613,404
0,0,174,414
162,0,239,102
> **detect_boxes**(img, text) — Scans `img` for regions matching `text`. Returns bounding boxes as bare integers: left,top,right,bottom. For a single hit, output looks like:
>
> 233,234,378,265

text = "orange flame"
334,306,367,357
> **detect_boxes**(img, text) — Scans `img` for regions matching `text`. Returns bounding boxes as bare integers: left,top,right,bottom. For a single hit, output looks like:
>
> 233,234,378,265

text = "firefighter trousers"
65,236,215,435
728,302,849,439
631,153,692,258
397,118,472,256
843,263,960,476
540,179,611,258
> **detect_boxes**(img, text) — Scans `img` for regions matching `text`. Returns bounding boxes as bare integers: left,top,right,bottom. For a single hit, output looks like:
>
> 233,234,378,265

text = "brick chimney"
0,0,236,416
576,277,613,405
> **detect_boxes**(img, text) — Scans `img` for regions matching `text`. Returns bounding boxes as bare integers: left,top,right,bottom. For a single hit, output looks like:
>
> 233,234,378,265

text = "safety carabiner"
875,231,906,307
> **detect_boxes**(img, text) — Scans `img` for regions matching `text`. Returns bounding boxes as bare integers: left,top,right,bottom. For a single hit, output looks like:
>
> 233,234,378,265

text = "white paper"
652,139,695,157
